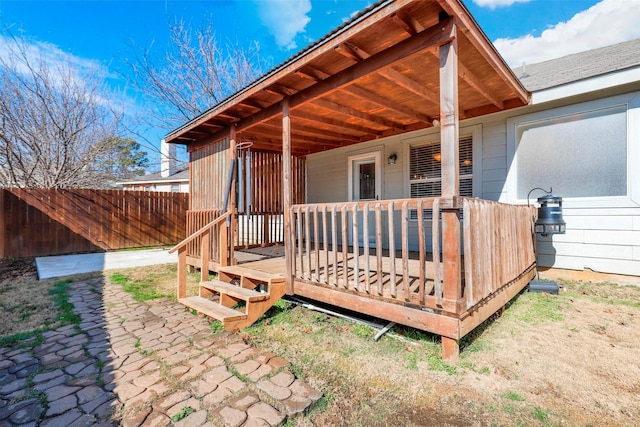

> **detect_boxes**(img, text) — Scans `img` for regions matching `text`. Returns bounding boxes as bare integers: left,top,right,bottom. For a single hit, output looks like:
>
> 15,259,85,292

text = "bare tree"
0,31,129,188
121,17,266,132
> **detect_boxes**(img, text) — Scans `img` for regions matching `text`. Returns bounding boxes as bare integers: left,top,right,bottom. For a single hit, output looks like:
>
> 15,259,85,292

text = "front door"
348,151,381,246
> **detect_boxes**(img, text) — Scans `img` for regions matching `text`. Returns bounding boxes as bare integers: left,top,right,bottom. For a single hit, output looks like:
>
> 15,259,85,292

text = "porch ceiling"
166,0,529,156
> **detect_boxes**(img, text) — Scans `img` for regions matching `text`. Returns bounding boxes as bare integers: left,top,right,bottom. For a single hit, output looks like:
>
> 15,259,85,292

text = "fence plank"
2,188,188,258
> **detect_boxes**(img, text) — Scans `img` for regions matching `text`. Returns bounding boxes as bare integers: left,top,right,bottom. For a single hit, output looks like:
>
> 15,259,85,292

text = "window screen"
516,105,627,199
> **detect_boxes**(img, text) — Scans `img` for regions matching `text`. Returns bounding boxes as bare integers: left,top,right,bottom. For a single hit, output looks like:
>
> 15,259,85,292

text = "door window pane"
359,162,376,200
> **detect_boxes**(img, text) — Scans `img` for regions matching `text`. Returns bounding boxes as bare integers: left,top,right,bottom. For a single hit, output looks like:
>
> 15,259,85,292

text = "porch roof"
165,0,530,156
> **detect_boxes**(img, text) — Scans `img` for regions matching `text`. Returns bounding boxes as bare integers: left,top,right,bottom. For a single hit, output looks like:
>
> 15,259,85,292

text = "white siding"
307,87,640,277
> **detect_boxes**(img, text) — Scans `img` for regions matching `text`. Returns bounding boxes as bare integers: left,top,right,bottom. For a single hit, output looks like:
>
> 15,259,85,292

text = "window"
515,105,627,199
409,135,473,198
171,184,180,192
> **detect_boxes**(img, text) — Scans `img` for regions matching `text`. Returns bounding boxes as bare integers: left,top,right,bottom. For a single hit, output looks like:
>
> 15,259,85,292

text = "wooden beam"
282,98,294,295
343,85,433,124
313,98,406,130
293,281,460,339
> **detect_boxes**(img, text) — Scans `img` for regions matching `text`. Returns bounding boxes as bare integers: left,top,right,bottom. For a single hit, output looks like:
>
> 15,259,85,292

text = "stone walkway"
0,277,321,426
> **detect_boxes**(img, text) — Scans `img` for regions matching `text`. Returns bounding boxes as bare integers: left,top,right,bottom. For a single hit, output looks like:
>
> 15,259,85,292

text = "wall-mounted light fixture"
432,153,442,162
387,153,397,164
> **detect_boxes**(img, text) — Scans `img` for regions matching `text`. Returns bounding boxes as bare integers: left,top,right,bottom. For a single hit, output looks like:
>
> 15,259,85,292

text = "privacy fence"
1,188,189,258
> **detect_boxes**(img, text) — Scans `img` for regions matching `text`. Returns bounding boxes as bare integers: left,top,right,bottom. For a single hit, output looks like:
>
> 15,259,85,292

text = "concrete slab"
36,249,177,280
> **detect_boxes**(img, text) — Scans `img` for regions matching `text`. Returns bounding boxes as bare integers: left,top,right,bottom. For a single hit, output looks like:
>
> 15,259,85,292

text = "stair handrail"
169,209,233,254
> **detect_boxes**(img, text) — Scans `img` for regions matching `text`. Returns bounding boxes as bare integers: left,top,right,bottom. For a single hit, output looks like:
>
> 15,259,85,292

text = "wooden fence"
1,188,189,258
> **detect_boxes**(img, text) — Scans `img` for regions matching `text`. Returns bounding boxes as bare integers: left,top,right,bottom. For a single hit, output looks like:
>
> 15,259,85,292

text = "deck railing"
290,197,537,313
462,198,537,309
186,210,285,259
290,197,444,307
170,210,233,298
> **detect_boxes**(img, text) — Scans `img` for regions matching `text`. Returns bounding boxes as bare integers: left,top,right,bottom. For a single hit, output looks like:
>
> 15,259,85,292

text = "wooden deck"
238,245,444,307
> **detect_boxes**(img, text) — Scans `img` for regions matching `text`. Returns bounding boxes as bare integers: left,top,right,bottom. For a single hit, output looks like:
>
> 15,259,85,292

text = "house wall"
307,85,640,277
122,182,189,193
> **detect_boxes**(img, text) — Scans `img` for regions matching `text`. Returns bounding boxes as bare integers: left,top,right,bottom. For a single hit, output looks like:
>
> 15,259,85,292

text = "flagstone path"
0,277,321,426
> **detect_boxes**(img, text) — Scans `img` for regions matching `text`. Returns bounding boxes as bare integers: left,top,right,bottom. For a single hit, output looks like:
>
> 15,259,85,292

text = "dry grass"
0,258,72,337
2,258,639,426
241,281,640,426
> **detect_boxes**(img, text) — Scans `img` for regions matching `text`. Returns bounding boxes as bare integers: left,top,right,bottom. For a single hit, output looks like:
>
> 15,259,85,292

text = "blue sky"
1,0,639,169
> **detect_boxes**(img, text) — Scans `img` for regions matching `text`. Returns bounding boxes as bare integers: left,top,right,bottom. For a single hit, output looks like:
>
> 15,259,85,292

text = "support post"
228,126,237,265
282,97,294,295
201,229,210,281
177,246,187,299
439,21,461,361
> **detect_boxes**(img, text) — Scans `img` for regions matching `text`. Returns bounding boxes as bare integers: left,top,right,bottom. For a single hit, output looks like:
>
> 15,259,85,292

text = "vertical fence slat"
432,198,442,306
331,205,338,287
322,205,329,286
388,201,396,298
341,205,348,289
417,199,425,305
352,204,359,291
313,206,320,282
305,206,311,280
402,201,410,301
375,203,383,296
363,204,370,293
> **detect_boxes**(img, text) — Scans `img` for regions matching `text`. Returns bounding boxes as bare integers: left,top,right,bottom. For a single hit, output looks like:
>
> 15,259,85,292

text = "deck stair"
179,266,286,331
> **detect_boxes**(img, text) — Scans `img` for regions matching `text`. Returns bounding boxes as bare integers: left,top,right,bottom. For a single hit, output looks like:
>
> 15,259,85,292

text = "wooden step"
217,265,285,284
179,296,246,322
200,280,268,302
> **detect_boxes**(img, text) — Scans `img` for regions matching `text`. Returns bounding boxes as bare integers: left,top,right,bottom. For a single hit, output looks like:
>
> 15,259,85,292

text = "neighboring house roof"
119,169,189,186
512,38,640,92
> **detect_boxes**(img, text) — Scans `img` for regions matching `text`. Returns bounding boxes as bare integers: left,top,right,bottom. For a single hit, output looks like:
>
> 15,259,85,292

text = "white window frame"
505,92,640,208
403,125,482,200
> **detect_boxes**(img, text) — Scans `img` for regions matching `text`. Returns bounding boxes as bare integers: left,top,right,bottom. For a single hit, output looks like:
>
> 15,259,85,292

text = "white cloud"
255,0,311,50
473,0,530,9
493,0,640,67
0,34,112,83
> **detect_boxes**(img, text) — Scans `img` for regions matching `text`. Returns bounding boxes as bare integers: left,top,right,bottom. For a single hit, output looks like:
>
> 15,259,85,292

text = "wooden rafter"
343,85,432,124
242,126,344,148
436,0,528,104
264,84,297,97
295,66,330,82
313,98,406,130
292,110,383,136
335,40,439,107
391,10,422,35
378,69,439,105
181,17,455,142
261,121,361,142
